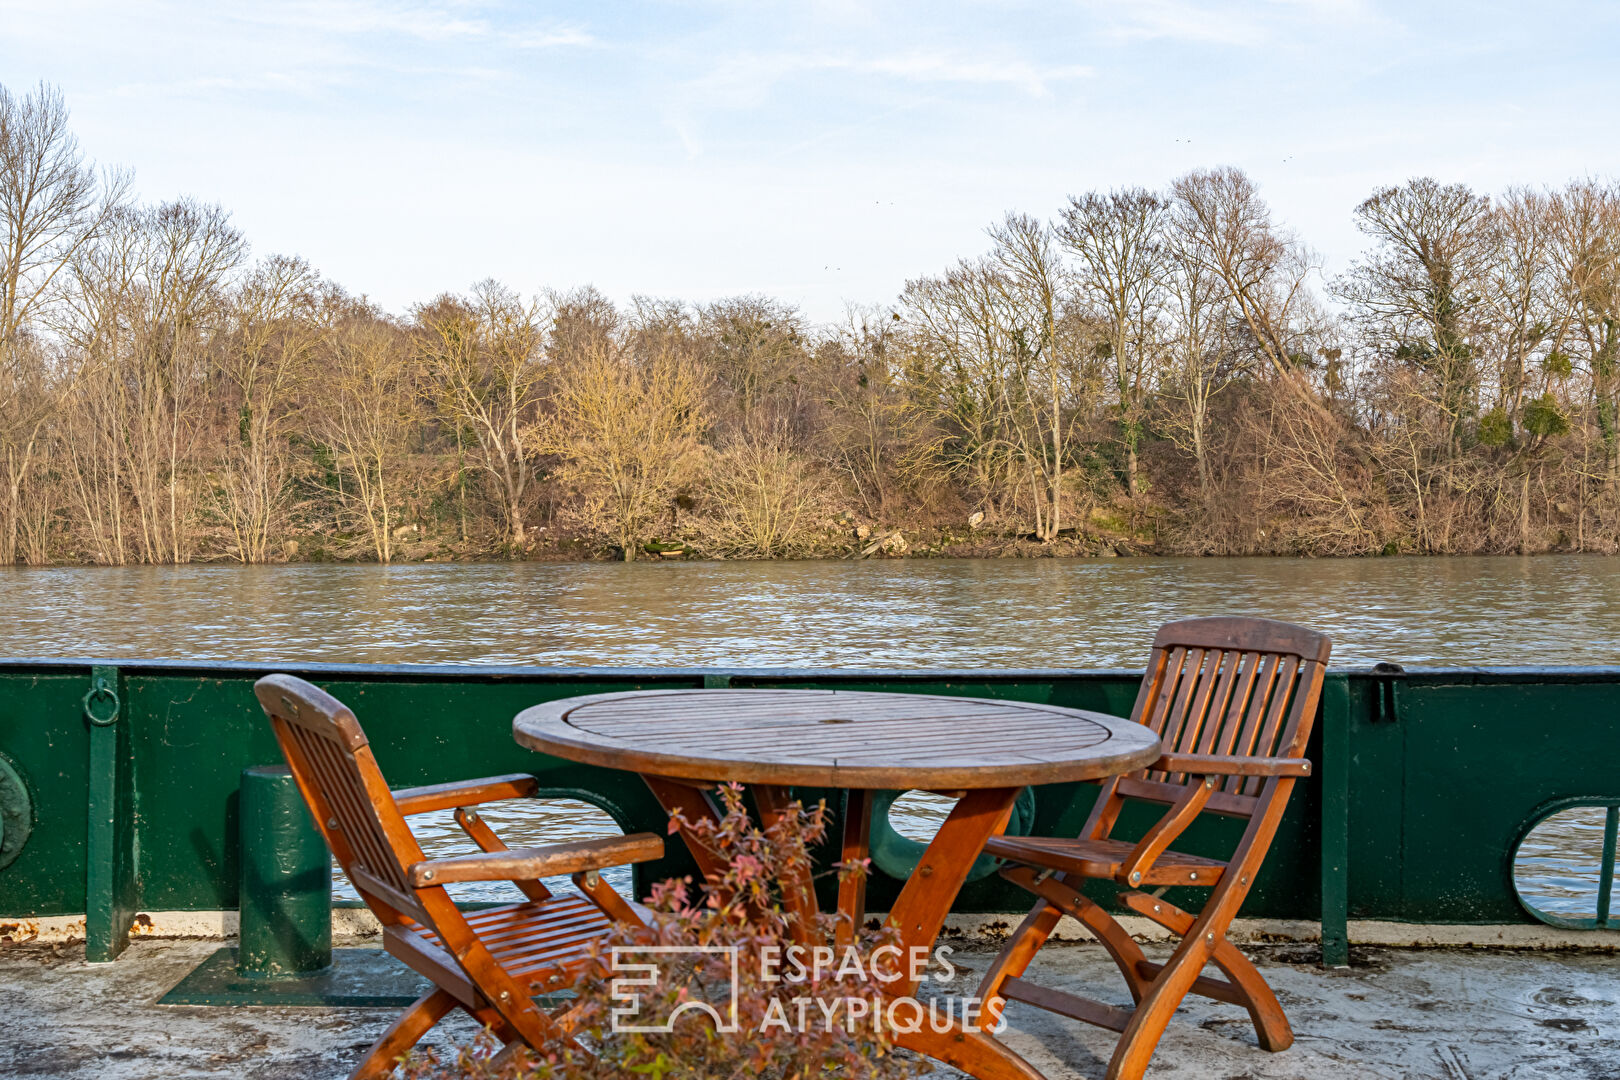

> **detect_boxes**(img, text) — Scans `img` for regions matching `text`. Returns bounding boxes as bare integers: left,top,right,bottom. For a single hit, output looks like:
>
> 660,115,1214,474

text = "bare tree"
0,81,128,562
544,339,708,560
418,281,546,547
1547,181,1620,479
1159,216,1239,507
1340,178,1496,458
699,296,806,434
816,306,921,518
902,215,1083,541
127,199,246,563
54,199,244,563
1172,168,1322,410
699,425,824,557
213,255,319,562
985,213,1079,540
313,307,421,563
1058,189,1168,498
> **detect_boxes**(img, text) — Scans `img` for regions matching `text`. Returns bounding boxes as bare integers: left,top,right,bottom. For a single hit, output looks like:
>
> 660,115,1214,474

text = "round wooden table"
513,688,1161,1080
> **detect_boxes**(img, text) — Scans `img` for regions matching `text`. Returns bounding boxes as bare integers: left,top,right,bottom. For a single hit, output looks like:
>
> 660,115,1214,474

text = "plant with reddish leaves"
400,784,928,1080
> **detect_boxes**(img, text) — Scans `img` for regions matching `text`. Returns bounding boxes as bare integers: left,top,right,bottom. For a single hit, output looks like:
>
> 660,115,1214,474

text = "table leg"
836,788,873,950
645,775,1042,1078
753,784,821,945
640,776,728,889
884,786,1046,1080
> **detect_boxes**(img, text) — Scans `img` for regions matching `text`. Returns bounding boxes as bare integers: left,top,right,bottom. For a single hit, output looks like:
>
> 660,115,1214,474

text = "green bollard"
237,765,332,978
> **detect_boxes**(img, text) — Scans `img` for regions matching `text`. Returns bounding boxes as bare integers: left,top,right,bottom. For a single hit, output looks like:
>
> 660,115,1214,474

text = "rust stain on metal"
1,919,39,943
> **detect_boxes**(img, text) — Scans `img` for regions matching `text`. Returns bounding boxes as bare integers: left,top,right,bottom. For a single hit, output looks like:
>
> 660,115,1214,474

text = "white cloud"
1080,0,1268,46
687,48,1092,107
513,27,596,49
857,53,1092,96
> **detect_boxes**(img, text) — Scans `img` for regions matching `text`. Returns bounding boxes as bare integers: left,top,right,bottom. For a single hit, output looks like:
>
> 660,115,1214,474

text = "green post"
1319,672,1351,967
85,664,136,963
237,765,332,977
1597,805,1617,929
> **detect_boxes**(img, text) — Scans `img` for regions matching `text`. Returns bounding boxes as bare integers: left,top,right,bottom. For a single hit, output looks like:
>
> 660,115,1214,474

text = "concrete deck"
2,938,1617,1079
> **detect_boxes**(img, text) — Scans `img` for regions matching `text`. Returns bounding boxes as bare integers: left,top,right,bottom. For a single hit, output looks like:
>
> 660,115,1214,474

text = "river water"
3,555,1615,914
4,555,1618,668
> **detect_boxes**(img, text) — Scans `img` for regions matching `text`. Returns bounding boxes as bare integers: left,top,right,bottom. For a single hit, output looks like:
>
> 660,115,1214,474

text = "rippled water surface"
5,556,1616,905
1513,807,1618,923
4,555,1619,667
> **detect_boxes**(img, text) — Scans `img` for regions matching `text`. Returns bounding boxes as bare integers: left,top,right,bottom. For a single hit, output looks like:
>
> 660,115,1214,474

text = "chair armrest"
1117,778,1215,886
1155,753,1311,777
392,773,540,815
408,833,665,887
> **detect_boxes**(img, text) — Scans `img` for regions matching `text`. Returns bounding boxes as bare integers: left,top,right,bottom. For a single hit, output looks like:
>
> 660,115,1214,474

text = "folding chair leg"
469,1006,522,1045
1120,890,1292,1051
349,987,456,1080
1209,941,1292,1051
1106,933,1213,1080
489,1037,533,1071
976,899,1063,1030
982,866,1153,1032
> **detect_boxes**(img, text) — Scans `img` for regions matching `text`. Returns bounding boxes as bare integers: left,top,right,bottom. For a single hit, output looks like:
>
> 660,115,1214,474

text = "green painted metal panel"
0,668,92,919
1,660,1617,933
123,670,703,912
1391,677,1620,923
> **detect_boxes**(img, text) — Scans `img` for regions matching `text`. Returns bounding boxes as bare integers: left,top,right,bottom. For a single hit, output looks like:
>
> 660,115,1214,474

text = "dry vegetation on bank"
3,81,1619,565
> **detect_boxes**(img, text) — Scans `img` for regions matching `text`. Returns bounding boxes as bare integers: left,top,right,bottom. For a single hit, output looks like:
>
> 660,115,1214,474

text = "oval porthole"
1510,799,1619,930
868,788,1037,884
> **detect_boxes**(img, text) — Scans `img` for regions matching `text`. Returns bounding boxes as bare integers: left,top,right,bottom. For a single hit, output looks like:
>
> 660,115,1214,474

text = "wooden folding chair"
253,674,664,1079
975,617,1330,1080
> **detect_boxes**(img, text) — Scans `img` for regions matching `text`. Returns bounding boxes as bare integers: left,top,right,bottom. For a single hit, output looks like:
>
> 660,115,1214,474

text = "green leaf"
1522,394,1570,438
1477,408,1513,448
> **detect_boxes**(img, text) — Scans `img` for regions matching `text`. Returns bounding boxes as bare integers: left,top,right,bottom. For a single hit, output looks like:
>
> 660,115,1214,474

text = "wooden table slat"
514,689,1160,790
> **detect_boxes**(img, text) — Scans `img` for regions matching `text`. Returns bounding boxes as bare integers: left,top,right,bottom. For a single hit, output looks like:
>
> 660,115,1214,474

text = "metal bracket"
85,664,135,962
1370,662,1404,723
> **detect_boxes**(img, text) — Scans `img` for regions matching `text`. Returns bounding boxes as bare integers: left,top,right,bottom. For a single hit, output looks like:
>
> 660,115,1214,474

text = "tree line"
3,81,1618,564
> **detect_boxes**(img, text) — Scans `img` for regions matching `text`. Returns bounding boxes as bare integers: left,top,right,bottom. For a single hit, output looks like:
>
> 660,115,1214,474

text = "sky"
3,0,1619,324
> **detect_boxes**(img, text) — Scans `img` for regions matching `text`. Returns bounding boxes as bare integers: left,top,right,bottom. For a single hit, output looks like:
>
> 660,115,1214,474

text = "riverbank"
360,518,1152,565
19,485,1613,568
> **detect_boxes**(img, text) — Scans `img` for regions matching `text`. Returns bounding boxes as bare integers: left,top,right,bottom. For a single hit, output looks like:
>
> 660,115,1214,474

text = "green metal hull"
1,660,1616,964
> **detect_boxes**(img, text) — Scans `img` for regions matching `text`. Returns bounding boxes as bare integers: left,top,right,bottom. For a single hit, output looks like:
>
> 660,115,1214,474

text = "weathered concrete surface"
2,939,1616,1079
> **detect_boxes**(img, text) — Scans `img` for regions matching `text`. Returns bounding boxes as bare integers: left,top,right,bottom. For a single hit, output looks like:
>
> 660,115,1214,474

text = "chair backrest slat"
1126,618,1332,811
1193,650,1247,757
1232,654,1299,795
1209,651,1263,759
1174,649,1222,760
1142,647,1184,741
254,674,425,914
